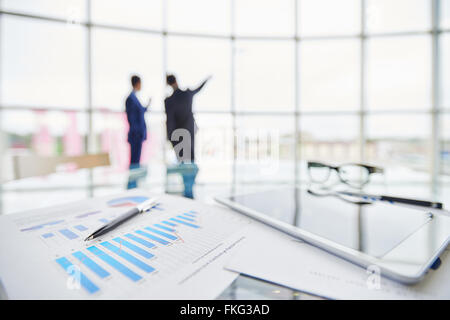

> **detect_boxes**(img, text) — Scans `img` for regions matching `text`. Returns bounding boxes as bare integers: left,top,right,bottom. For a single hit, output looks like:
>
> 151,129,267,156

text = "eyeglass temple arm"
345,163,384,174
368,166,384,174
307,161,336,169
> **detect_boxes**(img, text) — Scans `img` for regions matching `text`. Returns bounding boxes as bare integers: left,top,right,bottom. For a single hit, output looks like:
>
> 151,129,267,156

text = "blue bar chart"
55,257,99,294
183,213,196,218
124,233,156,248
135,230,170,245
59,228,78,240
154,224,175,232
53,206,207,295
72,251,110,279
74,225,88,231
75,211,101,219
162,221,177,227
177,215,196,222
144,226,178,241
112,237,154,259
87,246,142,282
170,218,200,229
100,241,155,273
21,219,65,232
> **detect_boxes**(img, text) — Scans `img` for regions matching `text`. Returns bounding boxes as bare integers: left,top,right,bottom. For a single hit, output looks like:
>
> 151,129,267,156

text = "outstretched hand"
146,97,152,108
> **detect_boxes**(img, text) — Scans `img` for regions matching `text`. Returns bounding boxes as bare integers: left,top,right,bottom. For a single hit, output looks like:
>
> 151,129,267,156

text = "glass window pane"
167,36,231,111
235,40,295,111
299,115,359,164
300,39,360,111
92,29,164,111
235,115,295,182
366,0,431,33
366,114,430,181
299,0,360,36
235,0,294,36
91,0,162,30
1,0,87,22
442,33,450,109
92,111,165,176
92,110,127,168
1,16,87,109
442,0,450,29
366,36,431,110
442,114,450,176
167,0,230,35
1,109,88,156
195,114,233,183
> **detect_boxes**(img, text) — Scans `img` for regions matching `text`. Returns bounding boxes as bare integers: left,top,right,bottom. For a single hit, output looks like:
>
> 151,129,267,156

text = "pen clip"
136,198,158,212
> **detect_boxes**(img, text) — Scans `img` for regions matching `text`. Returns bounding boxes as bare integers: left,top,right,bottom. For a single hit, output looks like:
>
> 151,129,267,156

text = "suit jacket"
164,80,207,141
126,91,147,143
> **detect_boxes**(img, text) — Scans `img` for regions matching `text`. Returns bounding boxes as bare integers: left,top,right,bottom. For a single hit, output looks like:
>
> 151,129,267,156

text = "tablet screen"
229,188,433,257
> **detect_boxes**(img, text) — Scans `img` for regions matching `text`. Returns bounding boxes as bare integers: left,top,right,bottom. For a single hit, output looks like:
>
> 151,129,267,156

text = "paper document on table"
0,190,252,299
225,224,450,299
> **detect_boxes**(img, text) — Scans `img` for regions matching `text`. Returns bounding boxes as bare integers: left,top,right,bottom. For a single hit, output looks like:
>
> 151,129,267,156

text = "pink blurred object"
63,111,83,156
32,110,54,156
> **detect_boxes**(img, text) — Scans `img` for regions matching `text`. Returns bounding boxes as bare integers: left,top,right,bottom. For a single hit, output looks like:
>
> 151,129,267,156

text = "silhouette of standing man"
126,75,151,168
164,74,210,162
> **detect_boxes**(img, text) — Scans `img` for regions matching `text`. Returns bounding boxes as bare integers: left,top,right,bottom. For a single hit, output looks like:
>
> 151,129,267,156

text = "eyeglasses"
307,161,384,188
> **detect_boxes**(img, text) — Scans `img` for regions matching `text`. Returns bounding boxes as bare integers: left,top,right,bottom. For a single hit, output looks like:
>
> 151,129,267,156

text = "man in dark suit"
125,75,151,168
164,74,210,162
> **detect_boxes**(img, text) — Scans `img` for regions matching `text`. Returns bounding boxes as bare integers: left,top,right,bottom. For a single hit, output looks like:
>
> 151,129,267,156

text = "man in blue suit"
125,75,151,168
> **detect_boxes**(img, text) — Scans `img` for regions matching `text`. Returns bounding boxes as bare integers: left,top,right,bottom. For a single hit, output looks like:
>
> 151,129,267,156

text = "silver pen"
84,197,158,241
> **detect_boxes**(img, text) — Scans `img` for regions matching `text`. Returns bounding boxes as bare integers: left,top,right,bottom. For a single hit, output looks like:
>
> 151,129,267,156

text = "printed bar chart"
135,230,170,245
59,228,78,240
144,226,178,241
21,219,65,232
177,215,195,222
183,213,196,218
76,211,101,219
100,241,155,273
112,237,154,259
170,218,200,229
72,251,110,279
74,225,88,231
162,221,177,227
45,203,207,296
55,257,99,294
87,246,142,282
124,233,156,248
153,224,175,232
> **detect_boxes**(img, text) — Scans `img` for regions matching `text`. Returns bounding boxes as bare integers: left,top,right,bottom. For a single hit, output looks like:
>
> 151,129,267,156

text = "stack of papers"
3,189,448,300
0,191,253,299
225,224,450,299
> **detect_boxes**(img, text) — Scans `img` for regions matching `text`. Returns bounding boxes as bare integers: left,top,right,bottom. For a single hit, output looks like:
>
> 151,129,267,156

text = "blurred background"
0,0,449,214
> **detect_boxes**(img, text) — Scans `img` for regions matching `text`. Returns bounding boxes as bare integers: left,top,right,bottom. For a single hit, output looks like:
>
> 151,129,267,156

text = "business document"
226,224,450,300
0,191,252,299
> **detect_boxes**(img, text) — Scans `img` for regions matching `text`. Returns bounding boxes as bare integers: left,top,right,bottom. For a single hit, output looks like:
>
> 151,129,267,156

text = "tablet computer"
215,187,450,284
